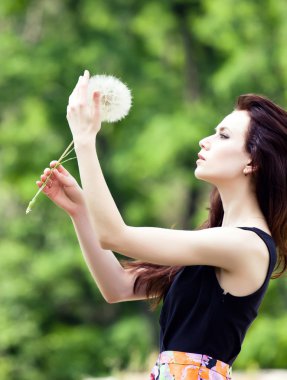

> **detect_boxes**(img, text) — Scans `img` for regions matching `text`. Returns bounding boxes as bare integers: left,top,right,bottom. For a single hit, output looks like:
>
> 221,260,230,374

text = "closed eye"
219,133,229,139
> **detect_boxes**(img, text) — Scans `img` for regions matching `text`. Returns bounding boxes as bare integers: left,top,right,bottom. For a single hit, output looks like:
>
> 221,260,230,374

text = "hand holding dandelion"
67,70,132,142
26,70,132,214
87,73,132,122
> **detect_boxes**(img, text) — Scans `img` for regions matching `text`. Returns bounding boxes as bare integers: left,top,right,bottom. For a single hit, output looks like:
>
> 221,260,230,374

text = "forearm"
74,139,126,244
70,206,127,303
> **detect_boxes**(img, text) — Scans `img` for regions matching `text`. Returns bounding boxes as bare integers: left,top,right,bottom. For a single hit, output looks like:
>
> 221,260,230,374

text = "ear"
243,161,258,176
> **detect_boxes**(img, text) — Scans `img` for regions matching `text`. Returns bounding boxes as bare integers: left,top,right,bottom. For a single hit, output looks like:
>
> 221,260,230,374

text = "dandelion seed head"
87,75,132,123
26,199,35,214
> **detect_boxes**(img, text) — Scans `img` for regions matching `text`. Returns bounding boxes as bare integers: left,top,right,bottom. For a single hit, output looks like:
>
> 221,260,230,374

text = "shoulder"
186,227,267,272
214,228,271,296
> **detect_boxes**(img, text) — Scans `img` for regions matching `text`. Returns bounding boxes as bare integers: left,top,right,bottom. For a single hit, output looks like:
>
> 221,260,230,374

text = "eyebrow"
214,126,231,133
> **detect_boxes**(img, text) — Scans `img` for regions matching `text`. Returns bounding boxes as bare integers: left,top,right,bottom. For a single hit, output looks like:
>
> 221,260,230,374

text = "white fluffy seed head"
87,74,132,123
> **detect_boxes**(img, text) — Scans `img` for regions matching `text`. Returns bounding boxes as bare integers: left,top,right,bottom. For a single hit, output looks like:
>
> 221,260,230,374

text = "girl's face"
195,110,252,185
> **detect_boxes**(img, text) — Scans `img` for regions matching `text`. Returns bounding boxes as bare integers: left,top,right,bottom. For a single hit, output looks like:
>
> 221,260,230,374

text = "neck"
216,180,265,228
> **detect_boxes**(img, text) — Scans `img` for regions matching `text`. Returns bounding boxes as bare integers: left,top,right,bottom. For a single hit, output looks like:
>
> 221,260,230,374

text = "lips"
197,153,206,160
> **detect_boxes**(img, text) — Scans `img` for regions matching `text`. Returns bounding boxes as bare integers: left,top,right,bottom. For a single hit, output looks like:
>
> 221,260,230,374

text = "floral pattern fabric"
150,351,232,380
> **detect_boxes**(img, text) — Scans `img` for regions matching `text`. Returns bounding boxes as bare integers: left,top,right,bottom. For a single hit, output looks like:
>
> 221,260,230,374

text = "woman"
37,70,287,379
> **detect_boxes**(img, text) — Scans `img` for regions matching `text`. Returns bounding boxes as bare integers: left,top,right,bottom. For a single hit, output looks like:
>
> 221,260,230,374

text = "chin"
194,171,209,183
194,167,207,179
194,169,217,185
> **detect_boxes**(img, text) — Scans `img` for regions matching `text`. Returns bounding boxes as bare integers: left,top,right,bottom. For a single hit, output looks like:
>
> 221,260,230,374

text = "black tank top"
159,227,277,366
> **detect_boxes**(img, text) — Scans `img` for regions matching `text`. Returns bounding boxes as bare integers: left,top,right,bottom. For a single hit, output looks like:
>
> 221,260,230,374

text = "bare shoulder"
185,226,270,273
215,228,271,296
233,227,271,270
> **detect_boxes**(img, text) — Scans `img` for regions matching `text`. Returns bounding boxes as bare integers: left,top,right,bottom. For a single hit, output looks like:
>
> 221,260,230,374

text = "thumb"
93,91,101,108
53,169,74,187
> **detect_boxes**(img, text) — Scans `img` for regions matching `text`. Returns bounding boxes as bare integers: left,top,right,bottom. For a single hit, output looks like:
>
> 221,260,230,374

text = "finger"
44,168,51,175
37,180,51,195
56,165,70,177
77,76,88,104
68,89,77,103
53,169,74,186
74,75,83,97
69,75,83,103
93,91,101,107
50,161,58,168
41,174,47,182
45,180,52,188
40,172,54,183
40,174,52,185
93,91,101,121
50,161,70,176
37,178,50,189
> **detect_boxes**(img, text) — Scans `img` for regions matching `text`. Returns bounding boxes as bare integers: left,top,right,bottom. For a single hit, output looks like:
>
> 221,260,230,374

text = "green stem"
26,140,75,214
58,140,74,161
61,146,75,160
61,156,77,165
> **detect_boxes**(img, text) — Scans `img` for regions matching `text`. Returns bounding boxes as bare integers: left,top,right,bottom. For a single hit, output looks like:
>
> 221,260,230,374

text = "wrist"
73,135,97,150
68,202,89,220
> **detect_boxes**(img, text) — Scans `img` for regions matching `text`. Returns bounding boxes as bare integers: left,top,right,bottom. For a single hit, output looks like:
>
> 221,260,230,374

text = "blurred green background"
1,0,287,379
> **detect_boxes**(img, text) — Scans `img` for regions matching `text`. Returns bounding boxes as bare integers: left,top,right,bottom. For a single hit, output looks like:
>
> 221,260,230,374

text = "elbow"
99,227,127,251
99,237,112,250
105,296,122,304
105,297,114,304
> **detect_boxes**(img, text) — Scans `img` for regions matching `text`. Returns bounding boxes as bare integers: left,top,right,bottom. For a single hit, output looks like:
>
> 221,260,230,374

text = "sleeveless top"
159,227,277,366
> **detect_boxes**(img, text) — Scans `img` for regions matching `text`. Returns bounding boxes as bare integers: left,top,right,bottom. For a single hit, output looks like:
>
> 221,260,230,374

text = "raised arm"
67,70,126,245
37,163,150,303
70,207,149,303
66,70,268,275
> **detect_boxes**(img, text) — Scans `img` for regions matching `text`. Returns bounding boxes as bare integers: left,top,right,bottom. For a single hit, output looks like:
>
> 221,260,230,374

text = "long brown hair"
121,94,287,311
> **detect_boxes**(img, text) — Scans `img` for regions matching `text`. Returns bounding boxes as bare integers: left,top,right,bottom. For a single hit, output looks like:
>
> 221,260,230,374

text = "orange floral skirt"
150,351,232,380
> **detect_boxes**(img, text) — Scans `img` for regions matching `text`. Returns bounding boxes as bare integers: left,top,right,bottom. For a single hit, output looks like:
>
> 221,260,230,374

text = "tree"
1,0,286,378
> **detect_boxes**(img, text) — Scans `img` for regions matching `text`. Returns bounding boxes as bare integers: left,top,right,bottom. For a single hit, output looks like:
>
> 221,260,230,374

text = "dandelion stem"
25,140,75,214
61,147,75,160
61,156,77,165
58,140,74,161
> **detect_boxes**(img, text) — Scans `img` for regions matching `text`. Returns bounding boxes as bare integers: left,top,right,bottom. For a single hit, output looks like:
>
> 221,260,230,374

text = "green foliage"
234,314,287,370
1,0,287,378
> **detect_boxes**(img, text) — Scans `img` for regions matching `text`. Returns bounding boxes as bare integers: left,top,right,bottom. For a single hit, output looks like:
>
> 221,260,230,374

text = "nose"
199,136,210,150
